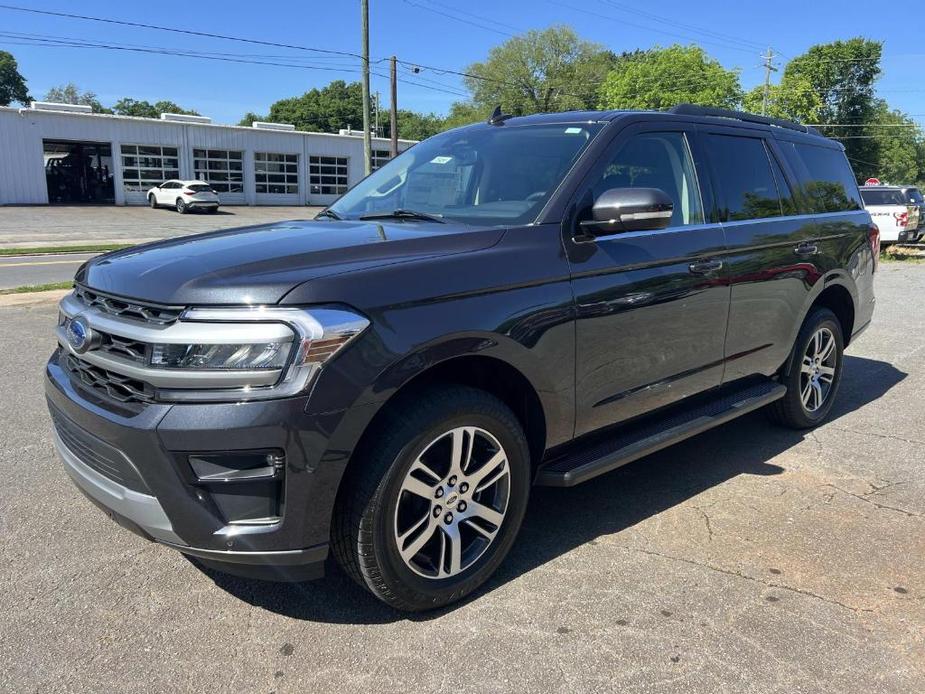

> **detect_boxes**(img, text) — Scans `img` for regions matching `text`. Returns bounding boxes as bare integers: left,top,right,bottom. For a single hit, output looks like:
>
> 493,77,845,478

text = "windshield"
861,188,906,206
329,122,604,226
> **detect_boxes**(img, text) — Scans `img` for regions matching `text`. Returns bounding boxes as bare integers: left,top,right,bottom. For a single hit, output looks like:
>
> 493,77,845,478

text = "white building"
0,103,415,207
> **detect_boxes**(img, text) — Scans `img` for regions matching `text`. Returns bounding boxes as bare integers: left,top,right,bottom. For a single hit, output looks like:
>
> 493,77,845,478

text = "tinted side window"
767,149,796,216
707,134,782,221
592,132,704,228
781,142,863,213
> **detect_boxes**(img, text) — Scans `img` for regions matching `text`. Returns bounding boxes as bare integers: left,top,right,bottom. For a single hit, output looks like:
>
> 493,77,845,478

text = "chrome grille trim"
74,285,183,325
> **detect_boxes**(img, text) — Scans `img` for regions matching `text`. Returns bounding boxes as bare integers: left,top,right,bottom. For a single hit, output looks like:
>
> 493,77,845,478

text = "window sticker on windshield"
430,155,453,164
565,127,583,134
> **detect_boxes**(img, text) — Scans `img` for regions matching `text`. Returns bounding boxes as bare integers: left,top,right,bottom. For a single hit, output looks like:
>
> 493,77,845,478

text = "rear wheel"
332,386,530,611
175,198,187,214
769,307,844,429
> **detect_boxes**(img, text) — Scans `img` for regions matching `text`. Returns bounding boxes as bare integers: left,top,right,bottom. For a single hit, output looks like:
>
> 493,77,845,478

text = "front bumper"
45,351,370,581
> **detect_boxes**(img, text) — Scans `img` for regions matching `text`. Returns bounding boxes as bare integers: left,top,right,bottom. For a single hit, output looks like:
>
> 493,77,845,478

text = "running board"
535,380,787,487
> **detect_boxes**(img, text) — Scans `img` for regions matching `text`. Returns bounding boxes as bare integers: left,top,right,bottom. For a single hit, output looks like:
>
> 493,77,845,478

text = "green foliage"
112,98,200,118
597,45,742,110
463,25,615,115
43,83,111,113
264,80,365,133
865,103,923,185
442,102,485,130
0,50,30,106
742,75,823,122
782,39,883,179
386,110,444,140
237,111,266,127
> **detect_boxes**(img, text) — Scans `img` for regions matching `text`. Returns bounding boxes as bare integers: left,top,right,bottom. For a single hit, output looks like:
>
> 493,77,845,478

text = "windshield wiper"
316,208,342,220
358,208,445,223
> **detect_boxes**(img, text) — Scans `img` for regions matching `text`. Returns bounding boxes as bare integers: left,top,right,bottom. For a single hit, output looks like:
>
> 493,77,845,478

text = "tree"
442,102,485,130
597,45,742,110
463,26,616,115
866,103,923,185
238,111,266,126
43,83,110,113
388,110,445,140
776,39,883,177
112,98,199,118
742,75,823,122
263,80,364,133
0,50,30,106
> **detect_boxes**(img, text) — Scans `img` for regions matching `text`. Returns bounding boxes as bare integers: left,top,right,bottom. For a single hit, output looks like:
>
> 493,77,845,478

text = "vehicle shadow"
193,355,905,624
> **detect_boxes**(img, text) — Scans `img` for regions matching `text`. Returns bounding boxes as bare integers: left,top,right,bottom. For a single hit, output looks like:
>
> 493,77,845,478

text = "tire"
768,307,844,429
148,194,158,209
332,386,530,611
176,198,187,214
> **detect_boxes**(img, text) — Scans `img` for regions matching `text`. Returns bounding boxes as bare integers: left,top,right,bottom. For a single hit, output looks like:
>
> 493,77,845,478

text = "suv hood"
77,219,504,305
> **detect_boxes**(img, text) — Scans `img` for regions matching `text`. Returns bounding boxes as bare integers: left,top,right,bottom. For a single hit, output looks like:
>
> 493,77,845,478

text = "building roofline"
0,105,418,145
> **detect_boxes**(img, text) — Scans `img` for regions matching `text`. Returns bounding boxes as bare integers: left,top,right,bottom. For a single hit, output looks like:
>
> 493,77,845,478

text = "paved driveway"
1,264,923,693
0,205,323,248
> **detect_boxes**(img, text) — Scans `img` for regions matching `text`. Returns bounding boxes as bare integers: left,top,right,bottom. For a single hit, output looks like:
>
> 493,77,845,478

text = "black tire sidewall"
148,195,157,208
176,199,186,213
363,393,530,609
783,309,844,426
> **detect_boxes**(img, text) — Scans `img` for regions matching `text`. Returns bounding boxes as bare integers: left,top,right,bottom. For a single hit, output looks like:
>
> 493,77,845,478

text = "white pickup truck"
860,185,923,243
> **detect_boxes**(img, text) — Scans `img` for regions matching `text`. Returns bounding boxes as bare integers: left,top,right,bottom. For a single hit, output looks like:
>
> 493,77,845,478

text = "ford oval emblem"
66,315,93,354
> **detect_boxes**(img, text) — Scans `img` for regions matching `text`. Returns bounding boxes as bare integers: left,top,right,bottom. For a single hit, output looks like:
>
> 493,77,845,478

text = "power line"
597,0,769,51
401,0,516,37
0,3,364,58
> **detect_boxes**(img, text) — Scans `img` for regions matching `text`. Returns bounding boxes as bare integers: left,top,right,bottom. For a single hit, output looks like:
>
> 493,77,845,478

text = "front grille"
51,408,152,494
75,285,183,325
99,332,148,364
65,354,155,404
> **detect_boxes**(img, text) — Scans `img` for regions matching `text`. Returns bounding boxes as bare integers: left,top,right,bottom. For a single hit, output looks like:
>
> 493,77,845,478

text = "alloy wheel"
800,327,837,413
393,426,510,579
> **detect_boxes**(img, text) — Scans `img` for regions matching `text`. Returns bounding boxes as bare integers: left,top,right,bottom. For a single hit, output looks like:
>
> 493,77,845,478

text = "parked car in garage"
147,180,220,214
860,185,921,243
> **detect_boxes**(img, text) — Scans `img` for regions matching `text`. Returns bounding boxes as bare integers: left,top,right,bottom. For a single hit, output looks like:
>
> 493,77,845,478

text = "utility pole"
761,47,777,117
374,91,381,137
390,55,398,158
361,0,372,175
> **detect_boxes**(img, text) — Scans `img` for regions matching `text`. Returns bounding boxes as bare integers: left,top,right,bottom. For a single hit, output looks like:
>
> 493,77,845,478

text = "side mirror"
579,187,674,236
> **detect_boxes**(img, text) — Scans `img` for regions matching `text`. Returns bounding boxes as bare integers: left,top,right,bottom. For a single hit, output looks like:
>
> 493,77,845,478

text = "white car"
147,179,220,214
860,185,921,244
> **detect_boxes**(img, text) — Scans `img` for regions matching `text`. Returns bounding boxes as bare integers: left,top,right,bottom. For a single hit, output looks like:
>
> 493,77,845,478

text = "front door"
565,123,730,437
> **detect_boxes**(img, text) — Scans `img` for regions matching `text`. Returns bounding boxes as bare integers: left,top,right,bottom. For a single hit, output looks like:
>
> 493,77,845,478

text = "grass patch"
881,246,925,263
0,243,132,257
0,281,73,295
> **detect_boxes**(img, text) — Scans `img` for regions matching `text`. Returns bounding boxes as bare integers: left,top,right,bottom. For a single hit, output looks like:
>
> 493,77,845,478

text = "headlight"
153,306,370,402
151,342,291,370
55,293,370,404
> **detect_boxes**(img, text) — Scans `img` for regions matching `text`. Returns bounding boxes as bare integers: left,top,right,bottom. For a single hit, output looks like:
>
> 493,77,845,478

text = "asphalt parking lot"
0,205,323,248
1,263,923,693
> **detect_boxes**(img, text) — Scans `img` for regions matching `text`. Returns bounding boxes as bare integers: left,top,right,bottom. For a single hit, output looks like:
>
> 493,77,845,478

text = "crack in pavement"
616,545,875,614
823,483,922,518
827,426,925,447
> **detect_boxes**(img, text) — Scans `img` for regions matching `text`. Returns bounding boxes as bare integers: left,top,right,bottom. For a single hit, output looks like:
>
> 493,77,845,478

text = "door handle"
688,259,723,275
794,243,819,256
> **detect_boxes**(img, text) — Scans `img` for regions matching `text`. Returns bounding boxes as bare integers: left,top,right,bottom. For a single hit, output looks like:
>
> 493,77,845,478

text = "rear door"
565,121,730,437
713,128,868,381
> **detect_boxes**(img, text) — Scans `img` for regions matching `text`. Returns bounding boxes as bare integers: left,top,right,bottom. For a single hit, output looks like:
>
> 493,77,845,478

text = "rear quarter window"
861,189,906,206
781,142,863,213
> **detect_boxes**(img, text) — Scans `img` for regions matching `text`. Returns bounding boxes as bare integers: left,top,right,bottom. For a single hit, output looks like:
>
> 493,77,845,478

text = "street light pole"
361,0,372,175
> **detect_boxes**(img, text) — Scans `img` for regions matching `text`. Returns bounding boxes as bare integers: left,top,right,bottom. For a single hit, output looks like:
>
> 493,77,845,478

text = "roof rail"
668,104,821,136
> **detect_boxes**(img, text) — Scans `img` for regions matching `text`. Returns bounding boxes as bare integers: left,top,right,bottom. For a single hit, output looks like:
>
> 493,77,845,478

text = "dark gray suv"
46,105,878,611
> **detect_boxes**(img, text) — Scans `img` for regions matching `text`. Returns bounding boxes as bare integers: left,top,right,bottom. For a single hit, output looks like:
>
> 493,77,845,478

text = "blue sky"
1,0,923,126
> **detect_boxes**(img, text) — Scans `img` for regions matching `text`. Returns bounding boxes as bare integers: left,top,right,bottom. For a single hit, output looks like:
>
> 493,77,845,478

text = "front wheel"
148,194,158,209
769,307,844,429
332,386,530,611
